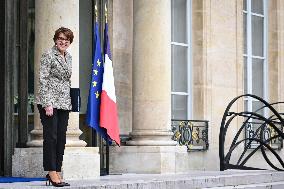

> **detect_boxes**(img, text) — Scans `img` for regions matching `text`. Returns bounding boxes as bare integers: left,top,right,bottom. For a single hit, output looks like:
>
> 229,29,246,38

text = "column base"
26,129,43,147
126,130,177,146
12,147,100,180
109,146,187,174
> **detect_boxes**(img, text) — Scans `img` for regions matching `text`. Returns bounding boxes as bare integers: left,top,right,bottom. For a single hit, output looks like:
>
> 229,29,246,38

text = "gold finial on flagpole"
105,3,108,23
95,4,98,22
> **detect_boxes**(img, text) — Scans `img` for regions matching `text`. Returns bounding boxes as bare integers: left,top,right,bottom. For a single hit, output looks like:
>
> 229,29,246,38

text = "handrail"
219,94,284,171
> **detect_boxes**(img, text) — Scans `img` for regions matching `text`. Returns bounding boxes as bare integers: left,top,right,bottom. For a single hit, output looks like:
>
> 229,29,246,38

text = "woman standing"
35,27,73,187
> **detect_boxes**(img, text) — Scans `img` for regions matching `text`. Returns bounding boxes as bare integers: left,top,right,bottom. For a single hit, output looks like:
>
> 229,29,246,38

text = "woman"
35,27,73,187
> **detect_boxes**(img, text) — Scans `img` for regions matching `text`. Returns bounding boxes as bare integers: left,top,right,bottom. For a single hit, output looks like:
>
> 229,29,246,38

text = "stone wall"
109,0,284,172
190,0,243,170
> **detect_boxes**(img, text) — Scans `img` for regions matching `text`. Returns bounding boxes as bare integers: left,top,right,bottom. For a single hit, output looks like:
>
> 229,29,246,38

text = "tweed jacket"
35,46,72,110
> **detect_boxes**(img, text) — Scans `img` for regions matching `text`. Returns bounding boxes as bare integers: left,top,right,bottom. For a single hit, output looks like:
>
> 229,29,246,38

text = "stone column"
27,0,85,148
126,0,176,146
13,0,99,179
110,0,183,174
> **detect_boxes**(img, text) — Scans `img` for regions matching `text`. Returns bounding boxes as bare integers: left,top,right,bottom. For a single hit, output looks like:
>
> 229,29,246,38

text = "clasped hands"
45,106,53,116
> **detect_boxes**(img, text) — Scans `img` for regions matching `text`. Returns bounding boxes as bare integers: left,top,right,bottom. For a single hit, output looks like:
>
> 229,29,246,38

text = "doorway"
0,0,32,176
0,0,16,176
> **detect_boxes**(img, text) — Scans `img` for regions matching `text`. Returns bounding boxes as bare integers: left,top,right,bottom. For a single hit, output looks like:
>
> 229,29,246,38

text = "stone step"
203,181,284,189
1,170,284,189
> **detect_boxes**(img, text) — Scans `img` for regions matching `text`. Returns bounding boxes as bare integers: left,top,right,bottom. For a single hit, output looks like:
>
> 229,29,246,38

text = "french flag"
100,23,120,146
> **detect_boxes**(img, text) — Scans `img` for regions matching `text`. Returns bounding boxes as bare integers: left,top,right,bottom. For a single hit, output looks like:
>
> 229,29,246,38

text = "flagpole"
91,0,98,147
104,2,110,176
105,3,108,23
95,3,98,23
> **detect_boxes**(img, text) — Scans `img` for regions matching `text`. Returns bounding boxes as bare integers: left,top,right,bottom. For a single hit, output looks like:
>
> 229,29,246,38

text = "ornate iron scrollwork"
219,94,284,171
172,120,209,151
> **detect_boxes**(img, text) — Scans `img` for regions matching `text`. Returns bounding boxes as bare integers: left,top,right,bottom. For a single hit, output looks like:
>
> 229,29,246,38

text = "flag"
86,23,112,144
100,23,120,145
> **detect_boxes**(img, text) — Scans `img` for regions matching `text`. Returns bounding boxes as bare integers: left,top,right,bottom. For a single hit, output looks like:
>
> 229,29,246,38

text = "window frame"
243,0,269,149
243,0,268,114
171,0,192,120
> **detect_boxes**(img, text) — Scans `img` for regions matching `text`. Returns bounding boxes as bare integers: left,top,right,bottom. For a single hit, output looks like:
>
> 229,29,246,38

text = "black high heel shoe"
61,181,70,186
45,174,65,187
46,174,70,186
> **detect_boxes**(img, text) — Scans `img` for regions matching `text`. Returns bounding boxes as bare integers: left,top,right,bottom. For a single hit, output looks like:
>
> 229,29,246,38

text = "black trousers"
37,105,69,172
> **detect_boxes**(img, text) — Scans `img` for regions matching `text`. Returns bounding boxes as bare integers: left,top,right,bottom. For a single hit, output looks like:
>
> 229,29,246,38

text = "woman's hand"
45,106,53,116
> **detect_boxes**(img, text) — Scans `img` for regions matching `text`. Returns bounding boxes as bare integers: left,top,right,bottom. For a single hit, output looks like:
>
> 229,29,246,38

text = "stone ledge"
110,145,185,153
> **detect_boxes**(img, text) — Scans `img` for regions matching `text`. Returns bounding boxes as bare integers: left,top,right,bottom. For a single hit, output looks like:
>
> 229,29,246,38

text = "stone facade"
11,0,284,176
189,0,244,170
109,0,284,172
12,0,100,180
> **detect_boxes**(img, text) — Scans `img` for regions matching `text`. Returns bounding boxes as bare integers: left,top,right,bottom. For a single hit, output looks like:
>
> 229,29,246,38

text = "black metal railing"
244,121,283,150
219,94,284,171
171,119,209,151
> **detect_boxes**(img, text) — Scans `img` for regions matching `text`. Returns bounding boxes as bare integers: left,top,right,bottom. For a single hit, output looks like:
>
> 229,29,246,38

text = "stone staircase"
1,170,284,188
205,182,284,189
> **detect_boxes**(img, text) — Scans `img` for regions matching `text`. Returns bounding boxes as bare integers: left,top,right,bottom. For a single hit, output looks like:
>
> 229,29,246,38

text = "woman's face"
55,33,71,53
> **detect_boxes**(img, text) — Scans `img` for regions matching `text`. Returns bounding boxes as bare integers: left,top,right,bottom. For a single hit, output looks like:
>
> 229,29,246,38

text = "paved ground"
0,170,283,189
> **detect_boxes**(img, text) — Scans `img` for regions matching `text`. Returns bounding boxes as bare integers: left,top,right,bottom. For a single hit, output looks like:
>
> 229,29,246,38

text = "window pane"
252,15,264,56
252,58,264,97
252,0,263,14
171,0,187,43
243,0,247,11
171,45,188,92
244,57,247,94
243,13,247,54
252,100,264,117
171,95,187,119
244,100,248,111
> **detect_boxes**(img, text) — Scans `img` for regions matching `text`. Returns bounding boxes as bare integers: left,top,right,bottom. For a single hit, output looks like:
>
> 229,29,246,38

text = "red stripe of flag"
100,90,120,145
